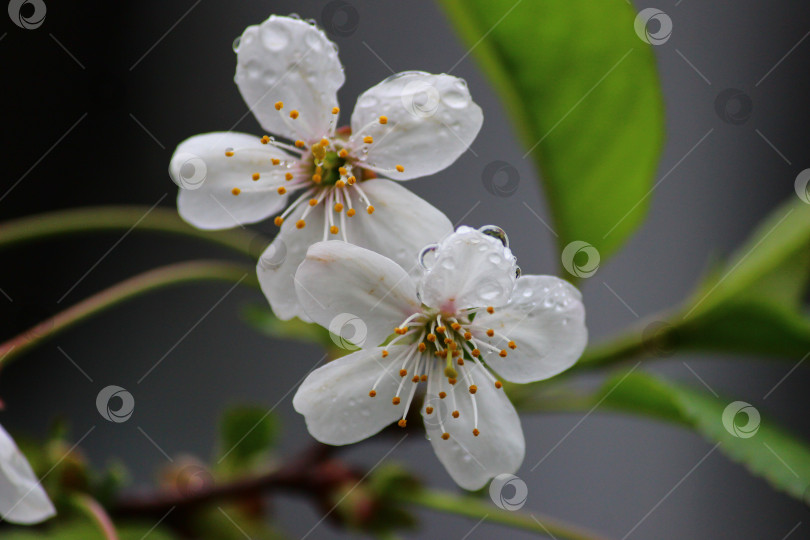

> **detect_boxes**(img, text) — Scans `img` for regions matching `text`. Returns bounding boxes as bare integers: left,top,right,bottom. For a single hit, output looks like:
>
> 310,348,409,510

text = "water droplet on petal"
232,36,241,52
515,266,522,278
478,225,509,247
419,244,438,270
443,89,470,109
261,20,290,51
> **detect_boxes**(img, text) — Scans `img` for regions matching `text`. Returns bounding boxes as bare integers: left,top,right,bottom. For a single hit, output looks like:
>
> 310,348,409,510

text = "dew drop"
515,266,522,278
478,225,509,247
443,89,470,109
232,36,241,52
261,21,290,51
419,244,438,269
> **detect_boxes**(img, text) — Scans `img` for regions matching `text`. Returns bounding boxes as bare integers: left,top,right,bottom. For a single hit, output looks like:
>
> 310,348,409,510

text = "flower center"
368,306,516,440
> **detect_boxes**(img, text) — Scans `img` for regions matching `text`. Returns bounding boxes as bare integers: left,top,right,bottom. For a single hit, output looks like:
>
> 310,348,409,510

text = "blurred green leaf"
2,521,175,540
243,304,337,354
600,371,810,502
218,406,280,471
439,0,665,260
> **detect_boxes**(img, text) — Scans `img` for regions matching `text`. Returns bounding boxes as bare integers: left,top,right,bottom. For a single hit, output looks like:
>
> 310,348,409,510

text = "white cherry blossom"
0,424,56,524
292,226,588,489
169,14,483,320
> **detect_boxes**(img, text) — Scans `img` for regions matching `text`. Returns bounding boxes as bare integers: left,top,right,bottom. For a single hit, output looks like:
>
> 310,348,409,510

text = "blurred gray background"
2,0,809,538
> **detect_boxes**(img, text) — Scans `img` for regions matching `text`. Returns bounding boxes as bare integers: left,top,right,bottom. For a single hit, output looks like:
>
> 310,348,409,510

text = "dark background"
2,1,810,538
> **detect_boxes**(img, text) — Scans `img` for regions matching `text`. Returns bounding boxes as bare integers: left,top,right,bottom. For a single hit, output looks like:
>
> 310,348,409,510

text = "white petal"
235,15,344,141
0,425,56,525
171,132,290,230
474,276,587,383
342,179,453,273
419,226,517,311
349,72,483,180
293,347,407,445
422,363,524,490
257,201,326,321
295,241,421,347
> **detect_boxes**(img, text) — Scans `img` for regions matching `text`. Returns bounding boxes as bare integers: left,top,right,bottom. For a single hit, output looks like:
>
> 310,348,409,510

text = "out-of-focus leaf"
218,406,279,471
600,371,810,502
3,522,175,540
243,304,336,353
439,0,665,260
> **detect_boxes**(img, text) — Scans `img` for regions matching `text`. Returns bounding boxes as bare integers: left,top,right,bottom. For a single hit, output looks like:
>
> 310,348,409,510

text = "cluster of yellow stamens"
365,306,518,441
224,102,405,243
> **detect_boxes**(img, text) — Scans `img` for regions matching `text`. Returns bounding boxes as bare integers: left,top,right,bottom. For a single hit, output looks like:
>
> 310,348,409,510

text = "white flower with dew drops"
0,424,56,524
291,226,588,489
168,14,483,321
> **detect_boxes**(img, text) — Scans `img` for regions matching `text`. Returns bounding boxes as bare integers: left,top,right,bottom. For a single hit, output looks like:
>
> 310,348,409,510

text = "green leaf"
2,522,175,540
439,0,665,260
218,405,280,471
600,371,810,502
243,304,337,354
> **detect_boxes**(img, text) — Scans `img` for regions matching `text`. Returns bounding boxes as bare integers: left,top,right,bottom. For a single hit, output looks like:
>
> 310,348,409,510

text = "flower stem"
0,260,258,367
0,206,267,258
395,488,611,540
70,493,119,540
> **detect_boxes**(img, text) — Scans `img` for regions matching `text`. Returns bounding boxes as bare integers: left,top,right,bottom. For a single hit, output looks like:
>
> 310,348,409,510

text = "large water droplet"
419,245,438,269
232,36,241,52
443,89,470,109
305,29,323,51
261,21,290,51
478,225,509,247
515,266,522,278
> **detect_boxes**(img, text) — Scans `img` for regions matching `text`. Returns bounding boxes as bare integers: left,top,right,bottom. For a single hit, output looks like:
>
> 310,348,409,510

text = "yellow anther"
271,158,280,165
463,332,472,340
367,205,375,214
487,306,495,314
338,167,347,176
436,326,446,334
225,150,234,157
486,329,495,337
347,208,356,217
330,226,339,235
285,172,294,180
335,180,346,188
425,406,434,414
363,136,373,144
312,174,322,183
369,390,377,397
274,216,284,227
309,198,318,206
421,375,427,382
347,176,356,185
332,106,340,114
437,350,448,359
277,186,287,195
471,348,480,357
295,140,305,148
495,381,503,389
427,333,436,342
412,375,419,383
469,385,478,394
261,135,270,144
448,377,456,385
312,145,326,161
499,350,508,357
395,165,404,173
338,149,348,158
417,343,427,352
252,173,260,181
508,341,517,349
334,203,344,212
444,337,453,345
320,138,330,147
231,187,241,196
457,358,464,365
472,428,480,437
382,350,389,358
399,369,407,377
398,419,407,428
392,397,401,405
379,115,388,124
289,110,299,119
441,432,450,440
296,219,306,229
452,410,460,418
439,392,447,399
451,323,461,331
274,101,284,110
